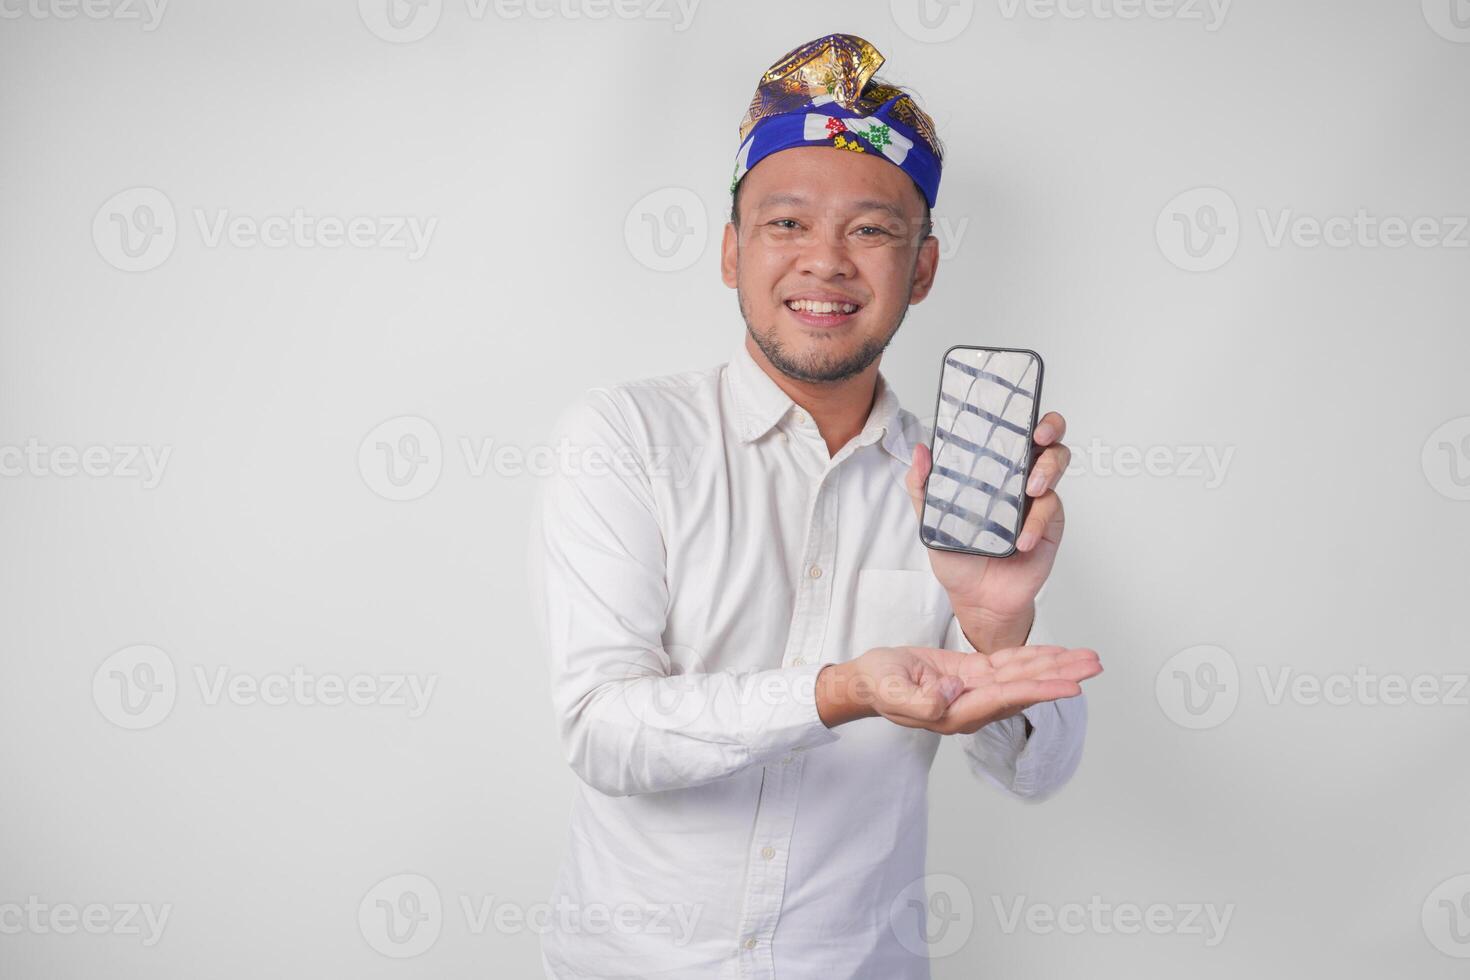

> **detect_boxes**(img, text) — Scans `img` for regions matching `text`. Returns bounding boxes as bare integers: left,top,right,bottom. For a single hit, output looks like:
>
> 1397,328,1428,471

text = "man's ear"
720,222,738,289
908,233,940,304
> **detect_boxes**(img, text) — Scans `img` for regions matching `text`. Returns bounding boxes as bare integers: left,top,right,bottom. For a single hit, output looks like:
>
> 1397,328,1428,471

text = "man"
528,33,1103,979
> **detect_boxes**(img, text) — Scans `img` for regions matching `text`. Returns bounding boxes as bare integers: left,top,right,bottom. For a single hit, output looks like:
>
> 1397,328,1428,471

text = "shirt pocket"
851,568,955,651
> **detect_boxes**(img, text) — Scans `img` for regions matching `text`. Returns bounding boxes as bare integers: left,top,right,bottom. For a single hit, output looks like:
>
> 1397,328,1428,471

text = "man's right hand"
815,645,1102,735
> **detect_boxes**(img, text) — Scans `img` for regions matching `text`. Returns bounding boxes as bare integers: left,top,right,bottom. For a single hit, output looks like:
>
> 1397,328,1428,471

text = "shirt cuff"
746,661,843,762
1010,697,1084,798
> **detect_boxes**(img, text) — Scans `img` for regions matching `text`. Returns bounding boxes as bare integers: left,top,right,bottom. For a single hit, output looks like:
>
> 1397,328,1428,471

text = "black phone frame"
918,343,1046,560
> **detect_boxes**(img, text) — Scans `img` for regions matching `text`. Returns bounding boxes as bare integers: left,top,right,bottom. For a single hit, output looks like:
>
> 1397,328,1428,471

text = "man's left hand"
904,411,1072,653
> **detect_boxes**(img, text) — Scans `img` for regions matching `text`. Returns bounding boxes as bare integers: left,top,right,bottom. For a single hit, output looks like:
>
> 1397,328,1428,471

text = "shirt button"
761,846,776,860
744,937,757,950
782,755,795,765
792,657,806,666
808,564,822,579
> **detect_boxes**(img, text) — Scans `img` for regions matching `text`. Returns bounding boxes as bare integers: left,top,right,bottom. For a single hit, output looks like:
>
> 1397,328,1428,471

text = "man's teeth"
786,299,859,315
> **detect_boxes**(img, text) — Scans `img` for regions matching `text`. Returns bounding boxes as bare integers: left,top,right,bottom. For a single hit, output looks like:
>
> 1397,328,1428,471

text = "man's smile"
783,291,865,328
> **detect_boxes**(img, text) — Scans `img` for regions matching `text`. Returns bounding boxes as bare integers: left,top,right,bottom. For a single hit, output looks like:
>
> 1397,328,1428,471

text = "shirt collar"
727,340,910,463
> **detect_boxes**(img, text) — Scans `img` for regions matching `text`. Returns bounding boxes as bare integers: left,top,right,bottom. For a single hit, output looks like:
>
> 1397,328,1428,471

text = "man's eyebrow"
753,193,911,220
754,192,809,210
848,199,910,221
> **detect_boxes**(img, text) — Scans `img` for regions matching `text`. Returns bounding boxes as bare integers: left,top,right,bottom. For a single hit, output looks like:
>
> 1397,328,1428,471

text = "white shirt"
527,340,1087,980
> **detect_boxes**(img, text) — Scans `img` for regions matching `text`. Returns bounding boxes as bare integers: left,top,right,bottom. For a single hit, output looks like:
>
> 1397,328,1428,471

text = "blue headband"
730,92,942,209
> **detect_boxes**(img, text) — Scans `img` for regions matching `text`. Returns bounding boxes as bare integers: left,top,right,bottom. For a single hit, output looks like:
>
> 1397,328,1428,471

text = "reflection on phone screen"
921,348,1040,556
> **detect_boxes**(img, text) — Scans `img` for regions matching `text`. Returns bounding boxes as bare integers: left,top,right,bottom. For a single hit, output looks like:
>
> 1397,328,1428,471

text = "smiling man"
529,33,1102,980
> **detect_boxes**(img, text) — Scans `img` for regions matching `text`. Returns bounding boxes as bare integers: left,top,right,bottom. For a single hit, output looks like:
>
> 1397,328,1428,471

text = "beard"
738,287,908,384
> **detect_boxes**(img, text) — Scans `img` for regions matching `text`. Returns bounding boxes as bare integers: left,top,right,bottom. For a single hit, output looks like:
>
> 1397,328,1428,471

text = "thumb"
905,441,932,522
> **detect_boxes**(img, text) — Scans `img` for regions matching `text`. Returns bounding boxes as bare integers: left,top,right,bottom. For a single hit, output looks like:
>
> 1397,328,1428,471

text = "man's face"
721,145,939,384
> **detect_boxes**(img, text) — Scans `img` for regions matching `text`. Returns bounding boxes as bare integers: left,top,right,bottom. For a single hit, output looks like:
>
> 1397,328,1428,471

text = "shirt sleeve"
943,603,1088,802
527,388,841,798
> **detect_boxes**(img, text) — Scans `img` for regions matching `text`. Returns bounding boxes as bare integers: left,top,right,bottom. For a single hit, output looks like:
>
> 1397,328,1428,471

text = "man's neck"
745,335,879,458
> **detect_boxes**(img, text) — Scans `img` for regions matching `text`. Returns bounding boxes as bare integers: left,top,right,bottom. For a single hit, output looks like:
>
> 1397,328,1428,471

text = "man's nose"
796,225,858,278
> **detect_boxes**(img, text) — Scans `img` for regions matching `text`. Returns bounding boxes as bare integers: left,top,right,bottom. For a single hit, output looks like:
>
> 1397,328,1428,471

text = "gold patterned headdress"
730,33,944,206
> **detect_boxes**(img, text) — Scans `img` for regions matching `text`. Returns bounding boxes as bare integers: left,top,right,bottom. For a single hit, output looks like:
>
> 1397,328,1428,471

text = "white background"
2,0,1468,976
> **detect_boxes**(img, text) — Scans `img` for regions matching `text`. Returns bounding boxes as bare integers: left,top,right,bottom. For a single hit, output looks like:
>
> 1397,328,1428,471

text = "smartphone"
919,345,1044,559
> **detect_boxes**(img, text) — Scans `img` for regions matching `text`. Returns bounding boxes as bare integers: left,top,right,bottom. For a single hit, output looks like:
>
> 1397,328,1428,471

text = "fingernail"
1035,424,1054,443
1016,531,1037,551
1027,470,1047,495
939,676,963,702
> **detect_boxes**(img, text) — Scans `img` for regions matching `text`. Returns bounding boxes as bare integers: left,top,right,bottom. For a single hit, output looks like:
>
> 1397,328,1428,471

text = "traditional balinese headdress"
730,33,944,207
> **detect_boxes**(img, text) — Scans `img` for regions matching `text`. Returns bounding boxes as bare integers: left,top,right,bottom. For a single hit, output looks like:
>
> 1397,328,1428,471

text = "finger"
904,442,932,522
916,648,974,677
942,666,1096,728
948,677,1083,719
987,643,1093,675
1011,656,1104,687
1026,442,1072,497
885,691,952,727
993,648,1100,684
999,677,1085,705
945,672,1074,721
911,648,992,690
1033,412,1066,446
958,652,1099,690
985,644,1068,670
881,672,956,726
1015,489,1065,553
1038,659,1104,684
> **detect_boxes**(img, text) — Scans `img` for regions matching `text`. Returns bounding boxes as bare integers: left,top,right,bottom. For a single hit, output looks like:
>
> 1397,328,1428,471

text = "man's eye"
769,219,800,230
856,226,891,237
